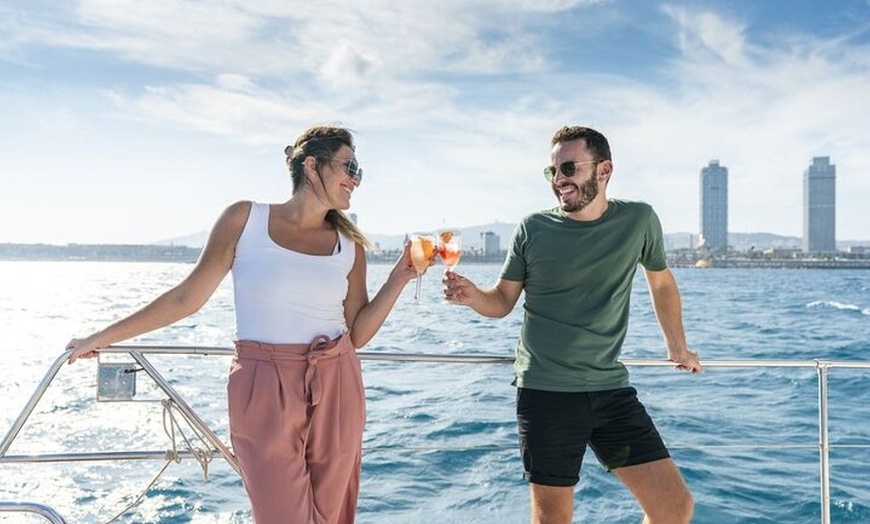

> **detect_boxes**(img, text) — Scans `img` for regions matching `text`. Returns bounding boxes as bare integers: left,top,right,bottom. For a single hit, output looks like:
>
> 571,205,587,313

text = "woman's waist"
234,332,354,361
235,318,347,345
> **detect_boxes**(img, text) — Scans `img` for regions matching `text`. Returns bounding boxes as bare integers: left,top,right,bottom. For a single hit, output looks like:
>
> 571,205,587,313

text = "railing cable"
162,398,215,480
98,459,172,524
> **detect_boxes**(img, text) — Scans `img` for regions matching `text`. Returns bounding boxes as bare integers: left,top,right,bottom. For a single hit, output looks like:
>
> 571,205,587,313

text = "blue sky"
1,0,869,244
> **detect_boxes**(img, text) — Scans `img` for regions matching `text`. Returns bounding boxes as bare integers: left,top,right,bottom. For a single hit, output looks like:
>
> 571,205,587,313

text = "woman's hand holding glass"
409,233,437,303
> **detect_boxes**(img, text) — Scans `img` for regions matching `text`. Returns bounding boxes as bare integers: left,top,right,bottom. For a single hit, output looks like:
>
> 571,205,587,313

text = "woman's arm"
344,242,420,349
66,201,250,363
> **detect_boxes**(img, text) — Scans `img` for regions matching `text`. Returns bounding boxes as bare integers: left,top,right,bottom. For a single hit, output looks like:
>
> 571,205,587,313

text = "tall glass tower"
480,231,500,256
803,157,836,253
700,160,728,252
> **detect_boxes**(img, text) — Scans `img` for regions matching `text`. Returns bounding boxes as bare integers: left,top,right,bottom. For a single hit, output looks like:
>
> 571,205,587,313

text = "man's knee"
674,489,694,522
648,488,694,524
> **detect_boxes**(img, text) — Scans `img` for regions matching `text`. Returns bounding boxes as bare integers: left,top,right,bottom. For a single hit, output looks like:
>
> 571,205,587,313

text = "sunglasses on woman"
332,157,363,181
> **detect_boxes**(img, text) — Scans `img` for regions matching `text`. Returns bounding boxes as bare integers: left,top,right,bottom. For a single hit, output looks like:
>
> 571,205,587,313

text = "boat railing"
2,345,869,524
0,501,69,523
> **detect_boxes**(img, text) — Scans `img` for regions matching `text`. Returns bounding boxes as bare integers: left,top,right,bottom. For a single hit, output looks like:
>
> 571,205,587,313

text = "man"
443,126,702,524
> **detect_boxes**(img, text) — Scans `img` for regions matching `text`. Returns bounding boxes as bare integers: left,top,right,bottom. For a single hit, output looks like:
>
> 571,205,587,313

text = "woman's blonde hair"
284,125,372,250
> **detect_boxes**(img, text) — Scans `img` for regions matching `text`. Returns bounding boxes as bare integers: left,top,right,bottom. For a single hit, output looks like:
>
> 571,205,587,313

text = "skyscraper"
700,160,728,252
803,157,836,253
481,231,500,256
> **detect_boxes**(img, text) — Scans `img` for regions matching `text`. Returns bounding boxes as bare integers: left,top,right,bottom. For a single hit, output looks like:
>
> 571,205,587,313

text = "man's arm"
443,272,523,318
644,267,703,373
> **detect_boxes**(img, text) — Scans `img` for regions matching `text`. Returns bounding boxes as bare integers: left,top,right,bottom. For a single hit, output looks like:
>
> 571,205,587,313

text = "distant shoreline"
3,243,869,269
0,243,203,263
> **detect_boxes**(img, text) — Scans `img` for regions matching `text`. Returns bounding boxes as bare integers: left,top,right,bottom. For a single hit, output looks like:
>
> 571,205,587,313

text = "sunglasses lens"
347,159,362,180
544,162,577,181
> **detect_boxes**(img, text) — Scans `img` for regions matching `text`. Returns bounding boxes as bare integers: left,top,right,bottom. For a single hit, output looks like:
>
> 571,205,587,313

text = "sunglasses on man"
543,160,601,182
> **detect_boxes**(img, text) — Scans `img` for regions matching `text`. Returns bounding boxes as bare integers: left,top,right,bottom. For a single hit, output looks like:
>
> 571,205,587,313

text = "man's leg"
529,484,573,524
517,388,591,524
611,458,693,524
589,388,693,523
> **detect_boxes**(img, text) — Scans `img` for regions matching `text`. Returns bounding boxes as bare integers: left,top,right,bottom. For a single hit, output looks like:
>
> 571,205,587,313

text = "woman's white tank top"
232,202,355,344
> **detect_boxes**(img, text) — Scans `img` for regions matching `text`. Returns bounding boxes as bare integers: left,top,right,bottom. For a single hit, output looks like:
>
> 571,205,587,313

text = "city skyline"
1,1,870,244
697,155,850,254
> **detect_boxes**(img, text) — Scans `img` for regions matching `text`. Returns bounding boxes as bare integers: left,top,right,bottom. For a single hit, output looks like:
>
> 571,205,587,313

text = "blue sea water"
0,261,868,523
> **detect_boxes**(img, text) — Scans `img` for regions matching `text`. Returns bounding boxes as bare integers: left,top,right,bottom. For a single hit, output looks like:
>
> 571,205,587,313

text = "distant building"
481,231,500,256
763,247,802,258
700,160,728,252
803,157,836,253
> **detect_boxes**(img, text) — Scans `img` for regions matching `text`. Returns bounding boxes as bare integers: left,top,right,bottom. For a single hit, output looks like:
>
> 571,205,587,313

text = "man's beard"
557,175,599,213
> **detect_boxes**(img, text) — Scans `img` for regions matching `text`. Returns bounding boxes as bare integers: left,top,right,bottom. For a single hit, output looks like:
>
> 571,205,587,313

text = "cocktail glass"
409,233,436,303
437,229,462,272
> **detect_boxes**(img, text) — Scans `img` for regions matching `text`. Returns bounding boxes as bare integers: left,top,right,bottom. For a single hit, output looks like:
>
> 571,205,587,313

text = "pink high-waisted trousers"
227,333,365,524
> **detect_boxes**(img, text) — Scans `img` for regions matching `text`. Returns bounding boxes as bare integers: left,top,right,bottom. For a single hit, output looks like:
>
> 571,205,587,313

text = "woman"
66,125,425,523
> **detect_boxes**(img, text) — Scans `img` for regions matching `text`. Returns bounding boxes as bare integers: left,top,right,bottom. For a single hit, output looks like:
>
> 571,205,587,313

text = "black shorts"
516,386,670,487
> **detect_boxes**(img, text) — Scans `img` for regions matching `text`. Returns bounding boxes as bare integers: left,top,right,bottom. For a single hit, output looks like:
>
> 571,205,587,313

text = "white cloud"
103,82,328,146
319,42,379,90
215,74,258,93
663,5,750,66
2,1,561,78
2,1,869,242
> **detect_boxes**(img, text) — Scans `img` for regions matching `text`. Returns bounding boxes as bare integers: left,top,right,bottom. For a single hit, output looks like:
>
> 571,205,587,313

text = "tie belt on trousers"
233,334,352,407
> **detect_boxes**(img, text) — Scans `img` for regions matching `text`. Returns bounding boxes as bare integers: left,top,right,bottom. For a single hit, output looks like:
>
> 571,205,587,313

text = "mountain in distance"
666,232,802,251
157,223,867,252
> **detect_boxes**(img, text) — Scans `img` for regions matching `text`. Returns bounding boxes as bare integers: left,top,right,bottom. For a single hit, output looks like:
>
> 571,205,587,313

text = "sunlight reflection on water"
1,262,869,523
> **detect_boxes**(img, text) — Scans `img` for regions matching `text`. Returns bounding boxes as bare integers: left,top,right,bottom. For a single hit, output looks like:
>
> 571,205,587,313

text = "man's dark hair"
551,126,612,161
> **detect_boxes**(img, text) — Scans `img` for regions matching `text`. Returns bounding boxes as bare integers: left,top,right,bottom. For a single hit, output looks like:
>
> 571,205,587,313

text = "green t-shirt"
500,200,667,392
